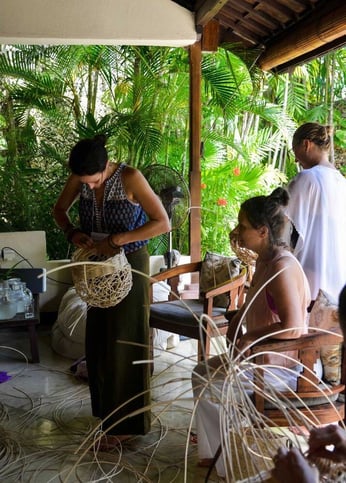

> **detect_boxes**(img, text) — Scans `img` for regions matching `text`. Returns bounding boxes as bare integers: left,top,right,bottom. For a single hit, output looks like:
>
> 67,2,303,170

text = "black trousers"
85,246,151,435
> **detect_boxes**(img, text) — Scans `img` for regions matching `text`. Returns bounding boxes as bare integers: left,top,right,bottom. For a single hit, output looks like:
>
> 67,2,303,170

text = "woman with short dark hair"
53,135,170,449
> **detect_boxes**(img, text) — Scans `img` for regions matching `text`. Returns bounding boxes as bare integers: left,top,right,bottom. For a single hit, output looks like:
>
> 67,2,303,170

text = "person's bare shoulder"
271,254,302,285
274,253,296,270
122,165,145,185
122,164,137,176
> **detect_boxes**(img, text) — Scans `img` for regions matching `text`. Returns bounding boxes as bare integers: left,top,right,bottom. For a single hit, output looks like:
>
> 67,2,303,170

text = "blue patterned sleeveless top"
79,163,148,254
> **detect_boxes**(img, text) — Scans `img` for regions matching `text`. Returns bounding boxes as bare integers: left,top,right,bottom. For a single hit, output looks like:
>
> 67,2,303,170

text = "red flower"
233,167,241,176
217,198,227,206
201,183,207,189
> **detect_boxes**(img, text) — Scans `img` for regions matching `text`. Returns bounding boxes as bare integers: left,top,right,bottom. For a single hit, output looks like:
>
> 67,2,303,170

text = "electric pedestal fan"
142,165,190,268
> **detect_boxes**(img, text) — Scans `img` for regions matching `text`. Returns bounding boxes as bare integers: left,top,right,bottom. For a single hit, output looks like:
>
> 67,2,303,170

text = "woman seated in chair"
191,187,311,478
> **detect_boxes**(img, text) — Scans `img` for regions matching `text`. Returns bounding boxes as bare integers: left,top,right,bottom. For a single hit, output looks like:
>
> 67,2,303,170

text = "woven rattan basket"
230,233,257,282
230,234,257,268
71,248,132,308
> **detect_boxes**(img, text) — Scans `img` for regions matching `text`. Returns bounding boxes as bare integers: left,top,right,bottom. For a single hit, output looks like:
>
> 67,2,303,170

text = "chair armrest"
204,268,247,299
203,268,247,313
251,329,342,355
247,326,345,422
251,329,343,391
150,261,202,284
150,261,202,302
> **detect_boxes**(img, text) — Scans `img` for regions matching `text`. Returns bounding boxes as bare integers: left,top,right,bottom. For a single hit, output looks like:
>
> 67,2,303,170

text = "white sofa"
51,255,183,360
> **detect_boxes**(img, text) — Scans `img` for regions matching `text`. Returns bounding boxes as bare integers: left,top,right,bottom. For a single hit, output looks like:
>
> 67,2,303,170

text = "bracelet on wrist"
107,235,119,250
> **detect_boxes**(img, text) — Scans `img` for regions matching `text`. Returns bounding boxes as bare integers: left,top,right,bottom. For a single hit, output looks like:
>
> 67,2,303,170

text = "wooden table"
0,293,40,362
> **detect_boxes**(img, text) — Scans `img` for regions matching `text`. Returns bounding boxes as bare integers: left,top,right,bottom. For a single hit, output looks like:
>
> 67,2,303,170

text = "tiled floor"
0,323,225,482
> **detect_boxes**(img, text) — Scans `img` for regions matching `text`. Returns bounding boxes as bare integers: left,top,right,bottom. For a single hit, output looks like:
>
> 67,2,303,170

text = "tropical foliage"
0,44,345,259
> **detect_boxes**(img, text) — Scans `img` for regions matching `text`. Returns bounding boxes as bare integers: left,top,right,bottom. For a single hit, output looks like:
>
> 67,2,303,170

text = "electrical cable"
0,245,72,286
0,246,34,268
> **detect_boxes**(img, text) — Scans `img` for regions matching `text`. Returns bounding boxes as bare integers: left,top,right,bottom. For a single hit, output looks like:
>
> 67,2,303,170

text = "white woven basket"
71,248,133,308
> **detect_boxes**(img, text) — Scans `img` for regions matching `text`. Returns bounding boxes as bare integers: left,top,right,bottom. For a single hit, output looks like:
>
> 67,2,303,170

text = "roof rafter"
173,0,346,70
195,0,229,26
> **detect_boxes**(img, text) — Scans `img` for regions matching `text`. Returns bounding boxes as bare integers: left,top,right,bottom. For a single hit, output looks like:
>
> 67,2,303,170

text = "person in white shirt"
286,122,346,302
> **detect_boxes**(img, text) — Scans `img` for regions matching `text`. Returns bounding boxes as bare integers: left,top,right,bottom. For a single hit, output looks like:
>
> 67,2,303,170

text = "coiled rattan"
71,248,132,308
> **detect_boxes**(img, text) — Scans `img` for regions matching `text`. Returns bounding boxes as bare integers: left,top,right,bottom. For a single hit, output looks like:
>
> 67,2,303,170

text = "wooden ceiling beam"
220,27,255,48
218,16,261,44
223,9,271,37
231,1,280,30
195,0,229,26
281,0,307,12
257,0,294,23
259,0,346,70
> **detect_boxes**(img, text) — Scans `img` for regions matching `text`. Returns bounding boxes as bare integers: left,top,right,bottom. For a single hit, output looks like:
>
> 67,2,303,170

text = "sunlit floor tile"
0,325,221,482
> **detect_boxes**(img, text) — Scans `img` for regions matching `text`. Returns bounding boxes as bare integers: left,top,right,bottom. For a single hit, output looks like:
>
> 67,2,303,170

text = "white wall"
0,0,196,46
0,231,73,312
0,231,47,269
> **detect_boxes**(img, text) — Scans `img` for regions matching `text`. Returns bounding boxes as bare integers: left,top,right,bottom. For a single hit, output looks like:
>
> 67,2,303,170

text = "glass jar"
8,279,25,313
0,285,17,320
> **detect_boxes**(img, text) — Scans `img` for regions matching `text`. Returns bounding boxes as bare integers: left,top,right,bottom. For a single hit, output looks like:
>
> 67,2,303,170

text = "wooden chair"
206,329,346,478
250,329,345,426
149,262,247,361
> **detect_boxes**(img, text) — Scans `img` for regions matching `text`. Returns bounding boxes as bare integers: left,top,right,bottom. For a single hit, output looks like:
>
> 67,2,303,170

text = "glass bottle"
22,283,34,319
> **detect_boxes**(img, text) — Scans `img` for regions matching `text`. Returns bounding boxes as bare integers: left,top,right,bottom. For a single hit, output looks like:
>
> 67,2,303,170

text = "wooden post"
189,42,202,263
201,19,220,52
